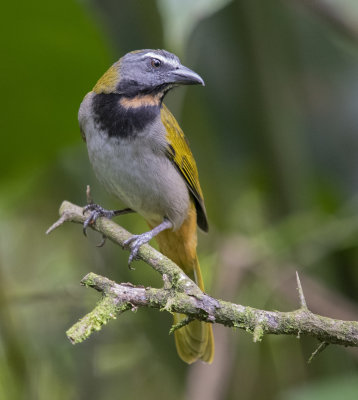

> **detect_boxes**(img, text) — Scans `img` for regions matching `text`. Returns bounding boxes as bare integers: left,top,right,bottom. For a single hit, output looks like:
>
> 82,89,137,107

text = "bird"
78,49,214,364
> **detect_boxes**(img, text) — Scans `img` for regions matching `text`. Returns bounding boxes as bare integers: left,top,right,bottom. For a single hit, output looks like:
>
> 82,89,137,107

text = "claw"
83,212,97,236
82,204,135,237
123,219,173,268
82,204,116,236
83,210,101,236
124,235,140,268
82,203,93,215
124,232,156,268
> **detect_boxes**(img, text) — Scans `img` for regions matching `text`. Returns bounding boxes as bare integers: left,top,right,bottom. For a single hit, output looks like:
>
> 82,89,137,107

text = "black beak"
168,65,205,86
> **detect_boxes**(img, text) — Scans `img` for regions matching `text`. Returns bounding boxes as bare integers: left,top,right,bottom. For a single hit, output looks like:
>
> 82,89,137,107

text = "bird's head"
93,49,204,98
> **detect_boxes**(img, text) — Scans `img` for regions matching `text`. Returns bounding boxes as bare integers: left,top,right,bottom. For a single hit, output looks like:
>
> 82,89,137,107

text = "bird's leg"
124,218,173,267
83,204,134,236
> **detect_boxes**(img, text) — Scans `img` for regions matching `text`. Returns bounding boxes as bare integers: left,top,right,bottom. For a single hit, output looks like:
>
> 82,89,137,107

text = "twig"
296,271,308,309
169,316,195,334
308,341,329,364
86,185,93,204
67,271,358,348
47,201,358,354
47,201,200,296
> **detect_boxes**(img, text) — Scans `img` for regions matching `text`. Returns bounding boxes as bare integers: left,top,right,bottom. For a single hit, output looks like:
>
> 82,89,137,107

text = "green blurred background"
1,0,358,399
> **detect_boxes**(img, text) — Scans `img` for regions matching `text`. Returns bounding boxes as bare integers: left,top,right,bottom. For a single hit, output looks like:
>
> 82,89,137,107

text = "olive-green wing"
160,103,208,232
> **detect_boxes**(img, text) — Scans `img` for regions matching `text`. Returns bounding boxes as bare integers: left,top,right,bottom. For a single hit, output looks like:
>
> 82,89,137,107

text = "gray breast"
78,92,190,229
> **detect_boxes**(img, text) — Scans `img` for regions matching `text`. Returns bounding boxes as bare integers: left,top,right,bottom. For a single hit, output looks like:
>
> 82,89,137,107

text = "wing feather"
160,104,208,232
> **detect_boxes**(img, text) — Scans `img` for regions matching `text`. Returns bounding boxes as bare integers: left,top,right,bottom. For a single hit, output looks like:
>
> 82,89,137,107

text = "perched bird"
78,49,214,364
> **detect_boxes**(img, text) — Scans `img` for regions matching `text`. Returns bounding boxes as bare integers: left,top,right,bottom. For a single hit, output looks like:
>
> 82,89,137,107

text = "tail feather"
174,314,213,364
151,203,214,364
173,257,214,364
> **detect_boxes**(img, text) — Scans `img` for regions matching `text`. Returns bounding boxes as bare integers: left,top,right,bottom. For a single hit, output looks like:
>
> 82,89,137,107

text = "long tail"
152,202,214,364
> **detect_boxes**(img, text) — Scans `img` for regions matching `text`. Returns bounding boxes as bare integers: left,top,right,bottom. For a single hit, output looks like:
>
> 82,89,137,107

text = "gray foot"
82,204,133,236
124,218,173,268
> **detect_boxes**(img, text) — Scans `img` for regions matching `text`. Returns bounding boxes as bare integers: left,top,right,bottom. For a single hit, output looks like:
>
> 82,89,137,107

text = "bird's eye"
151,58,161,68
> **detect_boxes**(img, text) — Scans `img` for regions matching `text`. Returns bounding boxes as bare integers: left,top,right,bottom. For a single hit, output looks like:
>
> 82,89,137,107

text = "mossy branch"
47,201,358,351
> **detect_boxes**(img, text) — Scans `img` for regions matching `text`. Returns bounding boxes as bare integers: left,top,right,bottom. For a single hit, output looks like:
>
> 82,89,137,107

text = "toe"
83,203,95,214
83,219,90,236
128,246,140,267
124,233,154,268
124,235,138,247
83,210,98,236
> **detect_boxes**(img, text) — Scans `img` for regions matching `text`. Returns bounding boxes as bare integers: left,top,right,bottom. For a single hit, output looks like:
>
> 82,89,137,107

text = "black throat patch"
92,93,160,138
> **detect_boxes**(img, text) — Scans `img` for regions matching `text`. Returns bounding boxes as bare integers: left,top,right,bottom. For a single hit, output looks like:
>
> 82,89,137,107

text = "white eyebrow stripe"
143,52,178,67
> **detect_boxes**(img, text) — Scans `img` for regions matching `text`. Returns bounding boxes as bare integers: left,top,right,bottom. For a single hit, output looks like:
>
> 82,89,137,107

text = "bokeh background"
1,0,358,399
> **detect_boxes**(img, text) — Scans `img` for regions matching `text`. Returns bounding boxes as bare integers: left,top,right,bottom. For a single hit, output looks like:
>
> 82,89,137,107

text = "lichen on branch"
47,200,358,355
